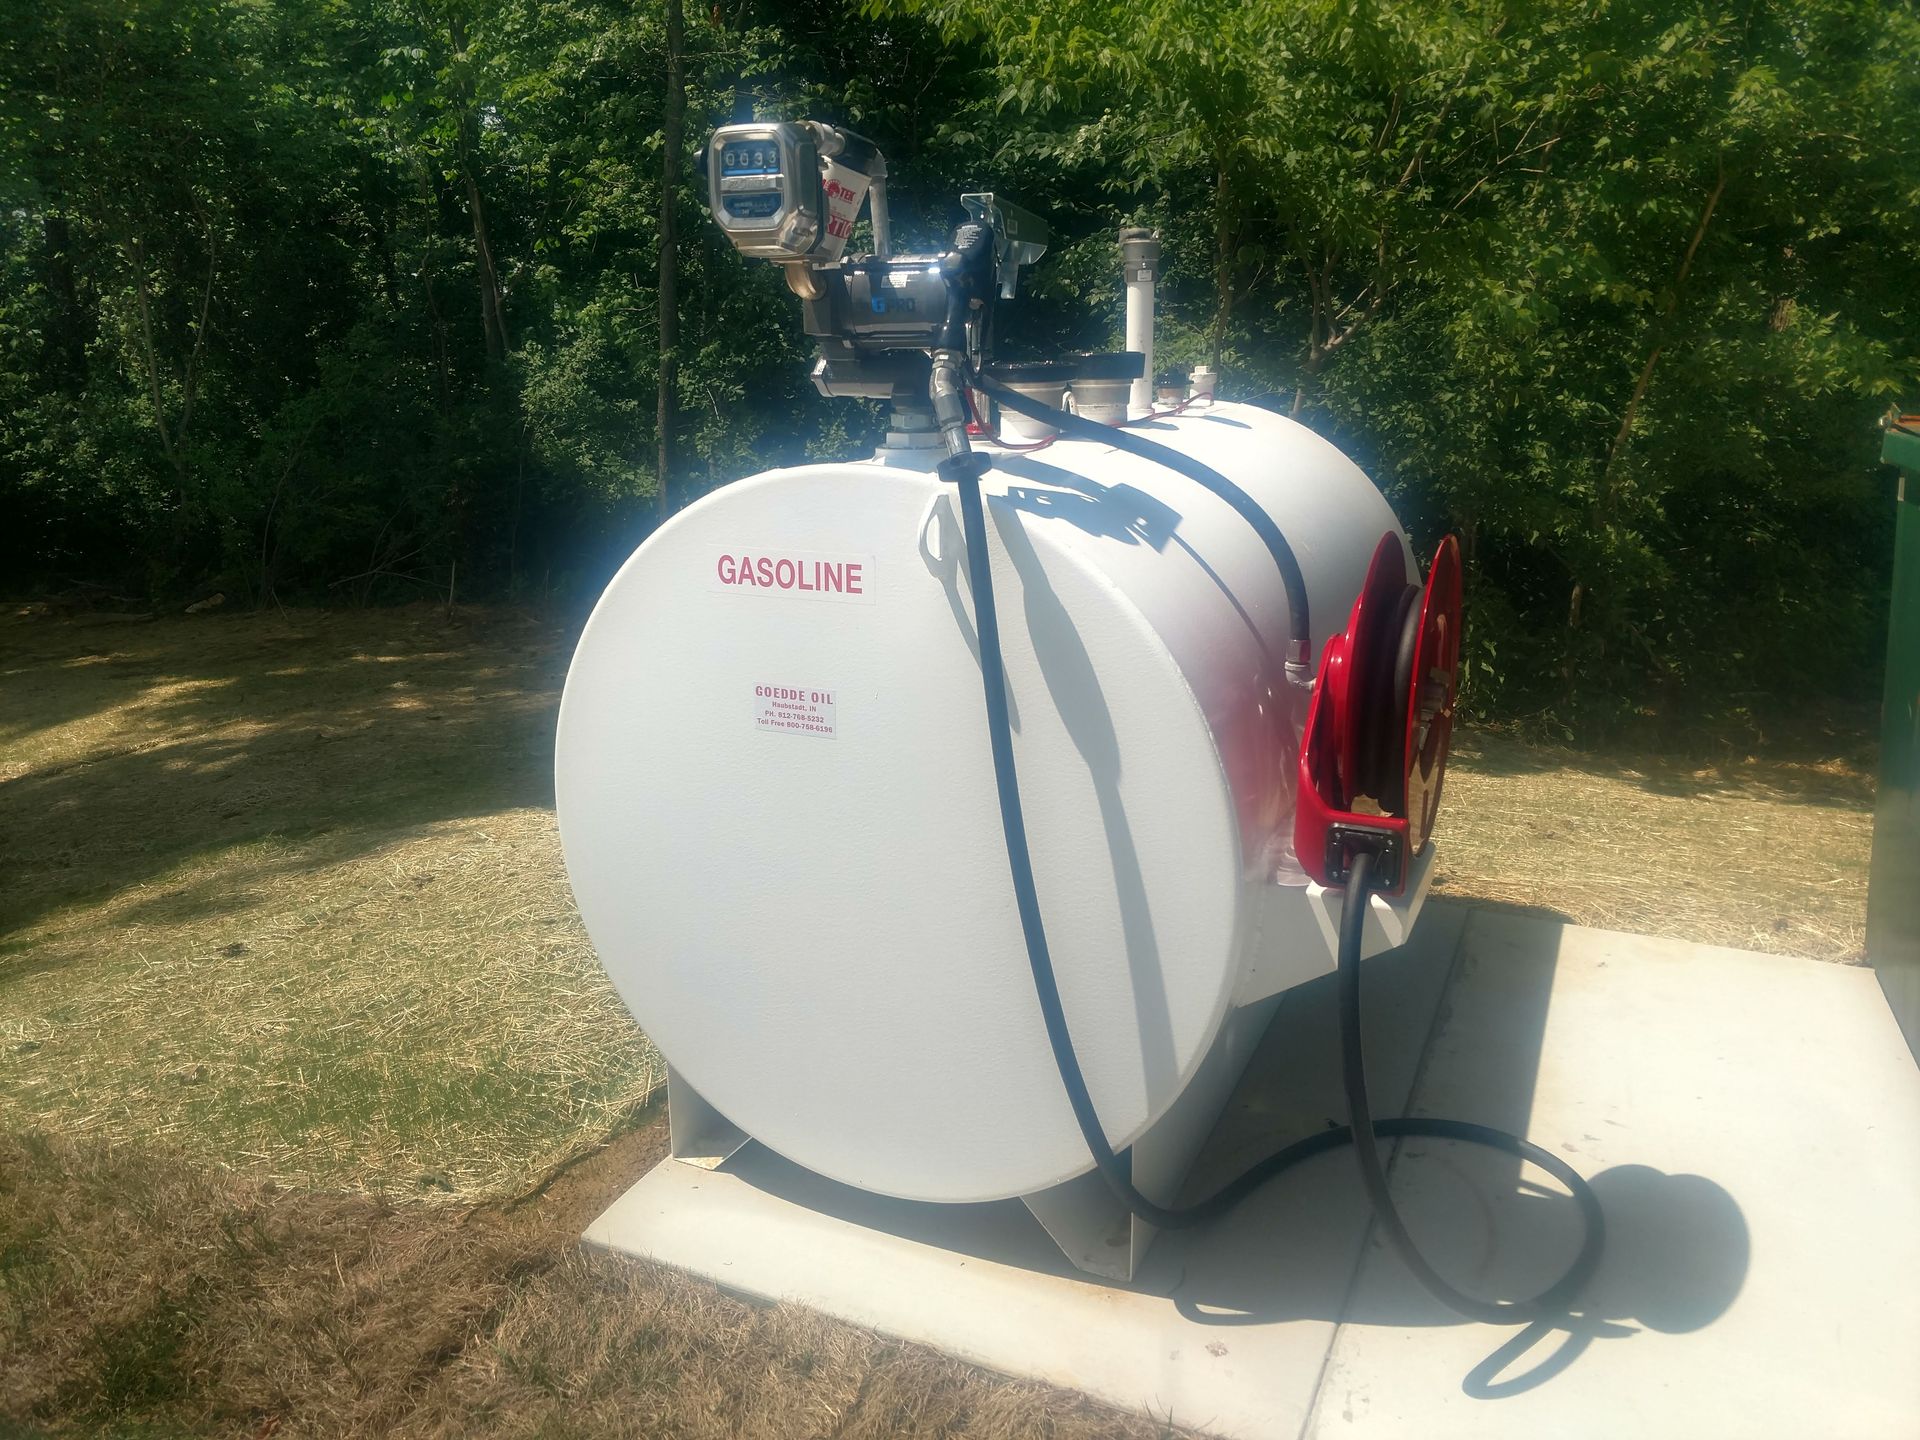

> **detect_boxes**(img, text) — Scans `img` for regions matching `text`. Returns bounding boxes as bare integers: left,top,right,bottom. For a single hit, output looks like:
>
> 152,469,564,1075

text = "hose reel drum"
1296,533,1464,894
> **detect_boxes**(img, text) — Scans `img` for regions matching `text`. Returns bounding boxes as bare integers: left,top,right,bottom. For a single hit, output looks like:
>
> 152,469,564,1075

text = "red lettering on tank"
714,553,871,602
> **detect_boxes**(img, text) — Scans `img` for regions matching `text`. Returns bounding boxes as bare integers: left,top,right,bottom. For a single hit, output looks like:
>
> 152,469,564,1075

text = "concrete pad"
586,904,1468,1438
1311,912,1920,1439
586,906,1920,1438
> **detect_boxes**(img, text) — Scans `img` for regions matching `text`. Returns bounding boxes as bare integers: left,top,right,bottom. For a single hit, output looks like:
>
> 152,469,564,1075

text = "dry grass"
0,1128,1175,1439
1434,730,1873,964
1,604,659,1197
0,601,1877,1438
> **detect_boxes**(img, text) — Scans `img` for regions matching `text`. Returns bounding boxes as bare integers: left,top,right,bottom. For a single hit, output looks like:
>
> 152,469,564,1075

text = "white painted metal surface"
556,402,1409,1204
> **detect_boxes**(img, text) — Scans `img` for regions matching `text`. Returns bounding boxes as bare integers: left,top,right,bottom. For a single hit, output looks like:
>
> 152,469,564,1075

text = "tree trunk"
464,167,509,361
1574,156,1728,645
127,237,179,474
449,15,508,362
1206,158,1236,373
656,0,686,520
1292,248,1330,416
40,214,89,386
1603,157,1727,482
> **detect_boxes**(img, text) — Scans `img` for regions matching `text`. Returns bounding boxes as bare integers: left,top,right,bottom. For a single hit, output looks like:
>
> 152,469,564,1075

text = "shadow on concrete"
1436,896,1582,928
713,901,1750,1402
1165,903,1751,1396
1448,1163,1750,1398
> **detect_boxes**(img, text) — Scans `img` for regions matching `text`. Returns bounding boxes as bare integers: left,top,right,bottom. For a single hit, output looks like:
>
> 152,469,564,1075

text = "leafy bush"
3,0,1916,730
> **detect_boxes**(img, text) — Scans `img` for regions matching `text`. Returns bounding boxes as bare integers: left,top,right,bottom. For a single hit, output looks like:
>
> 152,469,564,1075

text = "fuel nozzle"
928,221,999,464
929,351,976,469
939,220,997,350
960,194,1048,300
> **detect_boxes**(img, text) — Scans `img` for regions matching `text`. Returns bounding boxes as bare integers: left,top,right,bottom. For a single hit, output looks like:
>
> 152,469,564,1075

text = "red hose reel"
1294,533,1463,897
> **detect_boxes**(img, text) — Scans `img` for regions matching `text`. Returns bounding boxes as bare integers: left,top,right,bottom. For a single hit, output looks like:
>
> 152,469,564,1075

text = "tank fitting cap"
1119,227,1161,282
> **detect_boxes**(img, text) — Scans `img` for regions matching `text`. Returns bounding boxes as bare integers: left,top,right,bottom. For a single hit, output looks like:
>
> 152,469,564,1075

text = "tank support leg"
1020,994,1285,1280
666,1065,748,1170
1022,1166,1136,1279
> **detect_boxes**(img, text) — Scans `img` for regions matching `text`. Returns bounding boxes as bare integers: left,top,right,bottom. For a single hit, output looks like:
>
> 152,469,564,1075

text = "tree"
2,0,1916,734
657,0,685,518
874,0,1920,729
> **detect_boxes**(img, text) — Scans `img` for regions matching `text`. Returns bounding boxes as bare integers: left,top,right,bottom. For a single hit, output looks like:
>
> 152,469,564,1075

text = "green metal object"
1885,420,1920,476
1871,419,1920,1059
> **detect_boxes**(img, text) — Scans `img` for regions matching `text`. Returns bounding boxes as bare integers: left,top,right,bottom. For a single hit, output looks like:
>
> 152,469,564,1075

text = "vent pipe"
1119,228,1160,418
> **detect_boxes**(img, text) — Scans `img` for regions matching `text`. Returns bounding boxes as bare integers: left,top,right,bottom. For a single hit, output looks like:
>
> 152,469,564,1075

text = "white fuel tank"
556,402,1410,1203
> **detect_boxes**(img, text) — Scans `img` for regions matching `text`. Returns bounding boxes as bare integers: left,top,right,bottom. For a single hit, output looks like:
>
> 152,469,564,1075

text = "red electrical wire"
962,385,1208,453
965,386,1211,451
965,388,1057,452
1118,394,1201,426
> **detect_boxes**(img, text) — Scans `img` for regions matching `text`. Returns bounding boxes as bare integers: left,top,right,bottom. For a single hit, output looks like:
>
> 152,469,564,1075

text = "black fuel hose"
973,371,1315,673
950,465,1604,1326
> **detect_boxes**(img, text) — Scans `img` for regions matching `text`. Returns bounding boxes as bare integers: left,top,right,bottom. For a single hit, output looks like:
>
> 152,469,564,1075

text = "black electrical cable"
950,465,1605,1325
973,370,1315,672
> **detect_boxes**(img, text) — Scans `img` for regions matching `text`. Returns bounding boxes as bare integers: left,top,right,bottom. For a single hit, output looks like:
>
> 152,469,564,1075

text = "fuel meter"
700,118,1053,416
706,122,824,261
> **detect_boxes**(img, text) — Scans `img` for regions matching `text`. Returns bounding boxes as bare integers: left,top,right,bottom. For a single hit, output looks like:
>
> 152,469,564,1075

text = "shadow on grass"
0,604,573,947
1451,717,1876,807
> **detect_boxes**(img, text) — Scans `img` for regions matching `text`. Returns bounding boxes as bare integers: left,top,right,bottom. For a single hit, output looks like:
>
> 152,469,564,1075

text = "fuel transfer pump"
641,119,1606,1324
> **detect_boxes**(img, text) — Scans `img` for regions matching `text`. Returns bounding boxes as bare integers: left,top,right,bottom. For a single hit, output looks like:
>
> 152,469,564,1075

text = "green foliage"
876,0,1920,729
0,0,843,604
3,0,1918,728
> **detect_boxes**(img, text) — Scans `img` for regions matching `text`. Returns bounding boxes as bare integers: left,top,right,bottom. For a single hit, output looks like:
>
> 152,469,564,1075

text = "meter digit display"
715,132,789,223
722,146,780,177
